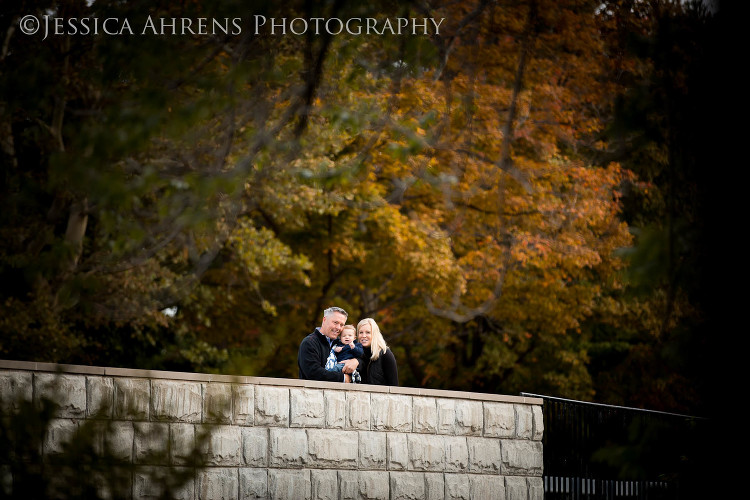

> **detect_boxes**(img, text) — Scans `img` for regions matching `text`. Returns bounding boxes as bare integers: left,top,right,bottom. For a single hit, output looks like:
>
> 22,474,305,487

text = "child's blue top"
334,341,364,362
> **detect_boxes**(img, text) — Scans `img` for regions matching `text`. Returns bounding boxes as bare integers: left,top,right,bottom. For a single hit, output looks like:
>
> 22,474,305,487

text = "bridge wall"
0,359,543,499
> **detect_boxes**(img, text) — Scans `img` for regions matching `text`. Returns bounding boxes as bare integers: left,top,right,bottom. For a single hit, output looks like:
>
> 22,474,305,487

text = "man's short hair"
324,306,348,318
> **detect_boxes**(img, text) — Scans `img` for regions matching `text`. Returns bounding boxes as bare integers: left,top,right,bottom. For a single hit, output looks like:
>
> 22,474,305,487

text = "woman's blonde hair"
357,318,388,360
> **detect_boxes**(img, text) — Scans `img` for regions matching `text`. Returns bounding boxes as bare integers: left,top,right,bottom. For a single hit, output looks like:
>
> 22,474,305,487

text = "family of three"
297,306,398,385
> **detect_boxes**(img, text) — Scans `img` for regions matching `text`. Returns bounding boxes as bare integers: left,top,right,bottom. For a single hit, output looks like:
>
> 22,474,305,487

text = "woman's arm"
382,349,399,386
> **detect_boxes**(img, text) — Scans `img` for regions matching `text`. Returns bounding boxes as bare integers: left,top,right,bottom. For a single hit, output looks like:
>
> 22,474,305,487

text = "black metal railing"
520,393,707,500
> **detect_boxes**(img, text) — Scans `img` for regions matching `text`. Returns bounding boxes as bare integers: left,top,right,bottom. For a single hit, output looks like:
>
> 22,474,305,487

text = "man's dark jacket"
298,328,359,382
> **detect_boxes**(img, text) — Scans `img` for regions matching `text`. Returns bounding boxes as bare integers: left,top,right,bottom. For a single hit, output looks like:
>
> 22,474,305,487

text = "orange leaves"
205,0,654,395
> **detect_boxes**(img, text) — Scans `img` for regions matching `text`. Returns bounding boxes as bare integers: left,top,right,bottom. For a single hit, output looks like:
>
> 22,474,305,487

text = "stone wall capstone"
0,360,543,499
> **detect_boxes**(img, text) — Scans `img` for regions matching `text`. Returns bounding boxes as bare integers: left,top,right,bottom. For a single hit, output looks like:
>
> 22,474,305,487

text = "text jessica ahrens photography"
19,14,447,40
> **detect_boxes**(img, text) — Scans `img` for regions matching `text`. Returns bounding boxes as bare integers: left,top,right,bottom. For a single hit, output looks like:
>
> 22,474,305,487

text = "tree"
0,0,391,366
1,0,715,415
175,0,643,402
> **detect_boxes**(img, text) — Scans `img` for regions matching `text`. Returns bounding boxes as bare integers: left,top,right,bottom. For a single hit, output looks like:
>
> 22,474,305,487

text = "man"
298,306,360,382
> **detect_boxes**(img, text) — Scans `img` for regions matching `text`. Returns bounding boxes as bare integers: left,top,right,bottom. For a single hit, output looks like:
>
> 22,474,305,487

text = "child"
325,325,363,383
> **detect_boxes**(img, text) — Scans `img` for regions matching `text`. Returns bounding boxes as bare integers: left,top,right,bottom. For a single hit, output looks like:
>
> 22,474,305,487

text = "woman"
356,318,398,386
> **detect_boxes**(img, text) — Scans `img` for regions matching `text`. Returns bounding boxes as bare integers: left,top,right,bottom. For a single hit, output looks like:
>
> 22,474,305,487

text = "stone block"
467,437,501,473
408,434,445,471
505,476,528,500
325,390,346,429
88,420,110,457
132,467,156,500
198,467,238,500
528,477,544,500
42,465,74,497
152,380,202,423
470,475,505,500
358,431,386,469
132,466,158,500
268,469,311,500
387,432,408,470
502,440,543,476
515,404,533,439
269,428,307,467
106,421,135,462
200,425,241,466
204,383,232,424
233,384,254,425
454,400,482,436
171,468,196,500
346,392,370,430
243,427,269,467
444,474,470,500
532,405,544,441
86,377,114,419
43,419,78,455
35,373,86,418
338,469,359,499
88,466,133,500
255,386,289,427
357,470,389,499
134,422,169,464
425,473,445,500
86,420,113,459
290,388,325,428
444,436,468,472
134,466,194,500
77,420,131,463
371,394,411,432
307,429,358,468
0,371,32,413
483,402,515,438
311,469,338,500
170,423,195,465
390,471,425,500
114,377,150,420
436,399,456,435
412,397,437,434
240,468,268,499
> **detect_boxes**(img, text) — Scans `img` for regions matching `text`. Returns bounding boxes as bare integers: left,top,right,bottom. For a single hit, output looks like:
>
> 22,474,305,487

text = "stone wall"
0,360,543,499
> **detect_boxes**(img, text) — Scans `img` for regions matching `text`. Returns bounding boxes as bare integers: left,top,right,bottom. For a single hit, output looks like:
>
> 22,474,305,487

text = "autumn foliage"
0,0,717,414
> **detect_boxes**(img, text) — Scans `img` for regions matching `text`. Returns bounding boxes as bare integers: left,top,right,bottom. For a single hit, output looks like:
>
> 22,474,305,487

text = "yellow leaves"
229,222,312,287
196,0,649,393
361,203,463,298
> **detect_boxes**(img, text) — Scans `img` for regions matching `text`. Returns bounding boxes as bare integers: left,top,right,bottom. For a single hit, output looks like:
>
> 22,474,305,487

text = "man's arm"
340,357,361,374
298,336,344,382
